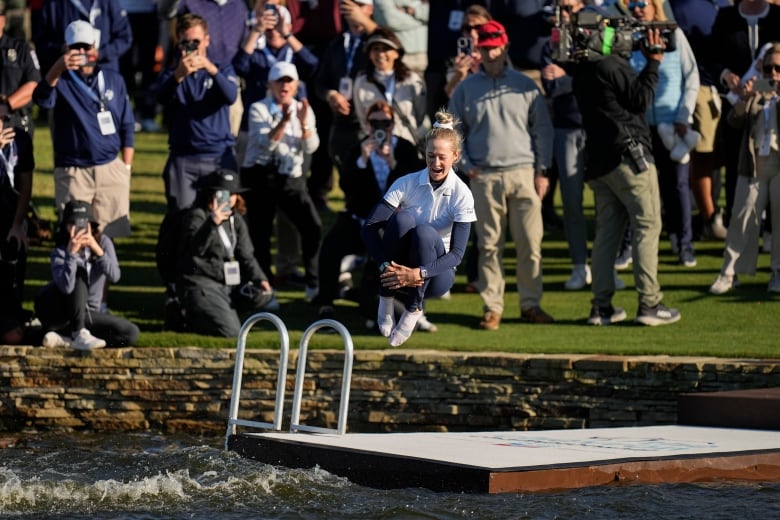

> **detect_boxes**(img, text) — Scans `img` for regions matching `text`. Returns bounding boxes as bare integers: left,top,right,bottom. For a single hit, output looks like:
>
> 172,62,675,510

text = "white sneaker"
416,312,438,332
710,274,738,295
42,331,72,348
768,271,780,293
564,264,591,290
71,328,106,351
614,271,626,290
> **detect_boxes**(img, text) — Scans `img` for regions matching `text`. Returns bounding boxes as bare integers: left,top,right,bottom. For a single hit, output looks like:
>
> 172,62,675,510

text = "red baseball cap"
476,20,509,48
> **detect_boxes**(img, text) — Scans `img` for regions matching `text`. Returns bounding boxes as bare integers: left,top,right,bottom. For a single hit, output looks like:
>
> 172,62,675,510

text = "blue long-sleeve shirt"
50,234,121,312
34,67,135,167
156,64,238,156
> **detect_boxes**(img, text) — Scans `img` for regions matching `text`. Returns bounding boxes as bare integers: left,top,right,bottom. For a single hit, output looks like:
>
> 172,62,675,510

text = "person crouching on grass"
36,200,139,350
361,110,476,346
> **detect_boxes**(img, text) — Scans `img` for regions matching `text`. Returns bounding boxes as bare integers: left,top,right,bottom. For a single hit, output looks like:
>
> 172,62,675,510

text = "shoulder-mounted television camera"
550,6,676,63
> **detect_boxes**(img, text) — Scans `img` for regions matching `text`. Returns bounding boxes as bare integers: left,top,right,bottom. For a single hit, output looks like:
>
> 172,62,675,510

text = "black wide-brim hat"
196,168,248,193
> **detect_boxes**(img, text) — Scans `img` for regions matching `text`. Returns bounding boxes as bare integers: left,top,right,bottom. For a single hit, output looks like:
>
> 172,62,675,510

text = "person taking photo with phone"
710,43,780,295
36,200,139,350
33,20,135,239
177,168,274,337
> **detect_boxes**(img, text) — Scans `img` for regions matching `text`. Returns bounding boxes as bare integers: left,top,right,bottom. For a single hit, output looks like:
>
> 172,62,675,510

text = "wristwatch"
379,261,390,272
420,267,429,279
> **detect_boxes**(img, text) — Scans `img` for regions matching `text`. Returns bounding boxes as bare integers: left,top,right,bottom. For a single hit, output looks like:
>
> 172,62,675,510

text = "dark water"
0,432,777,519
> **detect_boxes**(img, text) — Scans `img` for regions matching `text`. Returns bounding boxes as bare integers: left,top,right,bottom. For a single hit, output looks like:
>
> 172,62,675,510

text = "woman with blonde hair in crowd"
361,110,476,346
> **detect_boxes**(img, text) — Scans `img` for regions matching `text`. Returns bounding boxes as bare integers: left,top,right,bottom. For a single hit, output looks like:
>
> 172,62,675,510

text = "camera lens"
373,129,387,143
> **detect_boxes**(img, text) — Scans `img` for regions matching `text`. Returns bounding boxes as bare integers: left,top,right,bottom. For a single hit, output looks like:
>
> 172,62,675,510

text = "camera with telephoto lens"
370,118,391,144
373,128,387,144
550,3,676,63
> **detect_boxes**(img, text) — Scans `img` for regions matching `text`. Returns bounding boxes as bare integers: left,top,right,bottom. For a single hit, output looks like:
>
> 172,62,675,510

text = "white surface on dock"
247,425,780,470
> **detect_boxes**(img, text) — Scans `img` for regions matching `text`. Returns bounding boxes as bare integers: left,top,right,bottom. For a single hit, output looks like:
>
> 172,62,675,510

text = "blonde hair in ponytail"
426,110,462,153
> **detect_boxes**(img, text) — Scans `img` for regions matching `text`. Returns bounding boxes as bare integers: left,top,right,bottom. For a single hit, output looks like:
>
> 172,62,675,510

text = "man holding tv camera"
562,8,681,326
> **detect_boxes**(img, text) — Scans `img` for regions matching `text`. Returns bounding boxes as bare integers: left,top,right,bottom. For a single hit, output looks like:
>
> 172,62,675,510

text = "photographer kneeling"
572,24,681,326
178,169,273,337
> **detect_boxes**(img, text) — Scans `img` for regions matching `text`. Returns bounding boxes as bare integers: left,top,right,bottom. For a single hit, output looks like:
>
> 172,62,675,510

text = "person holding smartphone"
36,200,139,350
177,168,274,337
0,113,34,345
710,43,780,295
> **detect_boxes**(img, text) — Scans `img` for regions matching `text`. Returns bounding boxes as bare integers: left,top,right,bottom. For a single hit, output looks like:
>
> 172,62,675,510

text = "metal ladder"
225,313,354,449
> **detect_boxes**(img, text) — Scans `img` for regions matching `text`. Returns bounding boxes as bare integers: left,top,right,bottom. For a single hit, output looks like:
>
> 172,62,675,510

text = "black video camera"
551,5,676,63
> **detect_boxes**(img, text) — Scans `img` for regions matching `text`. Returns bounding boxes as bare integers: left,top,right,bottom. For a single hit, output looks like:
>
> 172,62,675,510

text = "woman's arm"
360,200,396,266
421,221,471,277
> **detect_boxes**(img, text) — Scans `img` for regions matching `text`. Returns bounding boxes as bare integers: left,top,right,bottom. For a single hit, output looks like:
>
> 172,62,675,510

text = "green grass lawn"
24,126,780,357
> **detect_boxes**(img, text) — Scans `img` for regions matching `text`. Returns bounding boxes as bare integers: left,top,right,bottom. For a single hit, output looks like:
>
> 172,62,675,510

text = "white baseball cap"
65,20,98,47
269,61,299,82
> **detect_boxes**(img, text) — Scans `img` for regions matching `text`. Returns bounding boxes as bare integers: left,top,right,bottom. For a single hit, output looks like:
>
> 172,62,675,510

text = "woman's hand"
67,224,97,256
380,261,424,290
297,98,311,135
360,136,376,162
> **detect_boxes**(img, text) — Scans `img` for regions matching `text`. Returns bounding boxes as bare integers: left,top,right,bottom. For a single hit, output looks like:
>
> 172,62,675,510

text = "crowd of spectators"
2,0,780,347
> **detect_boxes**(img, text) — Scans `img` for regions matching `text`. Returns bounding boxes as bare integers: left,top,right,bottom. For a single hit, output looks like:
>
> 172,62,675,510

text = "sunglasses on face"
368,119,392,130
68,43,91,51
461,24,482,33
628,1,647,9
764,64,780,74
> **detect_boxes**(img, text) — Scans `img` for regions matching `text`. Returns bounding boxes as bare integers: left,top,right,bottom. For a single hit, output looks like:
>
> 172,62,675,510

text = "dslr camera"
550,4,676,63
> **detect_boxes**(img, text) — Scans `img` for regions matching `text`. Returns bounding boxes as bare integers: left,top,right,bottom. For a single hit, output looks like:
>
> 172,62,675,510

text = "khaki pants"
54,158,132,238
471,166,544,314
589,160,663,308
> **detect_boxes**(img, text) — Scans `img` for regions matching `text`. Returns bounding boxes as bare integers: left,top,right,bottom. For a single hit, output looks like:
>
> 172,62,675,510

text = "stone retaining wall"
1,346,779,434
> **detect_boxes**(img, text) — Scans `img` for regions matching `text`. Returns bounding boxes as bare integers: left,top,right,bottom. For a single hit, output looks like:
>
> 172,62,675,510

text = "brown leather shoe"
521,306,555,324
479,310,502,330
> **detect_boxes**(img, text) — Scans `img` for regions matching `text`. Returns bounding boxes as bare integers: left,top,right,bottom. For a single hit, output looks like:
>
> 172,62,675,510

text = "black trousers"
242,165,322,287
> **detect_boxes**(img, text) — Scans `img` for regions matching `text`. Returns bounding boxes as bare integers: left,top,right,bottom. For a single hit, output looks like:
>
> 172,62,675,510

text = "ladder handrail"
225,312,290,449
290,319,354,435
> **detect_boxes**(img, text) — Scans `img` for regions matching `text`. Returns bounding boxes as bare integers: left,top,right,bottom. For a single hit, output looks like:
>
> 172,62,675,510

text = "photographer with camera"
572,22,681,326
176,169,273,337
36,200,140,350
710,43,780,295
34,20,135,239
